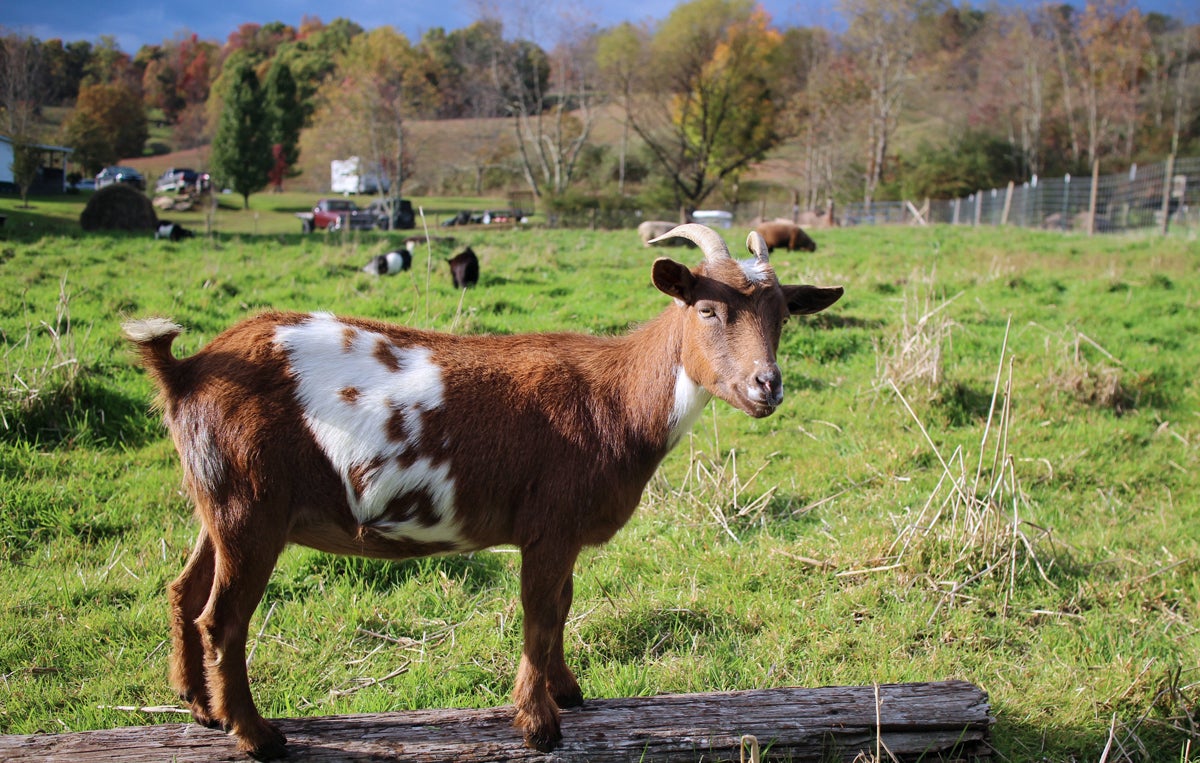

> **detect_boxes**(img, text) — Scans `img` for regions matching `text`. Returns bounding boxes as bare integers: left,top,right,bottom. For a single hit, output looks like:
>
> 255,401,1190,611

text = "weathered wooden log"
0,680,991,762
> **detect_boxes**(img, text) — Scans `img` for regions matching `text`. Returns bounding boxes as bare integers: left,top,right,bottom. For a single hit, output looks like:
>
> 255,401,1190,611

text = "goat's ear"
652,258,699,304
782,284,844,315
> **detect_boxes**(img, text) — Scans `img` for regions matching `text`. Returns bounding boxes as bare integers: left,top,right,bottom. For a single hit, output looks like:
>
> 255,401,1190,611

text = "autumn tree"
139,34,217,124
621,0,787,210
209,58,273,208
971,9,1053,178
60,80,148,173
272,17,363,122
307,27,439,201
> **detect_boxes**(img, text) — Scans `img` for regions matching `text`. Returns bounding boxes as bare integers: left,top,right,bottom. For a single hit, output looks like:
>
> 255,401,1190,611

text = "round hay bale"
80,184,158,232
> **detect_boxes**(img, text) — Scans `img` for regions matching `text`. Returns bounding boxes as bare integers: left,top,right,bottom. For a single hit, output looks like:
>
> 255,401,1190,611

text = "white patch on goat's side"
274,313,467,547
171,408,227,498
666,366,712,451
738,258,773,284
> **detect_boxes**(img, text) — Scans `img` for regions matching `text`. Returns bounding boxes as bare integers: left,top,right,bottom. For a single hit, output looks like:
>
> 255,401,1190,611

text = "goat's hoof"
553,688,584,709
524,726,563,753
238,721,288,761
182,700,221,730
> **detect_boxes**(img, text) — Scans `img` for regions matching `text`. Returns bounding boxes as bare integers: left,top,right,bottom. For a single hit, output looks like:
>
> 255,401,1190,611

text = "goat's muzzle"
744,364,784,417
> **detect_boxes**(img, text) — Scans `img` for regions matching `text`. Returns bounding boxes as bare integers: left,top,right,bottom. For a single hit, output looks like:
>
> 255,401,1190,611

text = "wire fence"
556,155,1197,235
835,155,1198,234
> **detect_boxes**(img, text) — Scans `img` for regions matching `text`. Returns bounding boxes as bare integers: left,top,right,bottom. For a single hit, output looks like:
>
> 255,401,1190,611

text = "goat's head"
649,223,842,418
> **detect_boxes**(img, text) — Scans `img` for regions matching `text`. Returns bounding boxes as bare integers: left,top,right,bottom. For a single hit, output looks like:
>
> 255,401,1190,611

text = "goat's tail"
122,317,185,399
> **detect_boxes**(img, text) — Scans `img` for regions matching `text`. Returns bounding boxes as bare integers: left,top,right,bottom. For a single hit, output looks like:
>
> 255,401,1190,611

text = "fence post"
1087,159,1099,236
1159,153,1176,236
952,198,961,225
1001,182,1014,225
974,191,982,226
1061,174,1071,230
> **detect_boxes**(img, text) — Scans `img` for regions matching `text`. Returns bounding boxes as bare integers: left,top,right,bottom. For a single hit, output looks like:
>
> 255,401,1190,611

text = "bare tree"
487,2,600,199
0,31,44,138
2,32,47,206
839,0,919,211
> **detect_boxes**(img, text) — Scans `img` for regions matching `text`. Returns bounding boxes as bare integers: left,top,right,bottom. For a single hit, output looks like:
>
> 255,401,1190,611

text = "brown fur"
124,236,842,759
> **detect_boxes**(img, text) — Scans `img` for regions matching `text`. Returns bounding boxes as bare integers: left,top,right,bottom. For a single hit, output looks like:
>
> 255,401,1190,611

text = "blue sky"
2,0,1195,53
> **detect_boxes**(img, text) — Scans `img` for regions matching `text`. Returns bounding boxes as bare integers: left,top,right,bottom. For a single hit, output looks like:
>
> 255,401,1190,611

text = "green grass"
1,198,1198,761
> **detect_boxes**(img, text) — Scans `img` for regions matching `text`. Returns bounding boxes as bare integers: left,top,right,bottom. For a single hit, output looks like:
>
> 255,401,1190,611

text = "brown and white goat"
123,224,843,759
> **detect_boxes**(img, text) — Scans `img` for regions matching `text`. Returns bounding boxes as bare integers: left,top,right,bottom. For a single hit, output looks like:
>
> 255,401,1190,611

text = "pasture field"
0,205,1197,760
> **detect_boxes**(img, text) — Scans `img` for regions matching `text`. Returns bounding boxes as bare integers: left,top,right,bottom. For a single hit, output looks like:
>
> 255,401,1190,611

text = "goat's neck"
593,307,711,455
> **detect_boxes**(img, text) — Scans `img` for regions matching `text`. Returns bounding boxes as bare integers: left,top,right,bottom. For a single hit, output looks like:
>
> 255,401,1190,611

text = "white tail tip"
122,317,182,342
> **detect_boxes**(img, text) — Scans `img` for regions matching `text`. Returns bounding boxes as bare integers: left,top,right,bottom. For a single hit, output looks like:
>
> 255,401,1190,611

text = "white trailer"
330,157,390,194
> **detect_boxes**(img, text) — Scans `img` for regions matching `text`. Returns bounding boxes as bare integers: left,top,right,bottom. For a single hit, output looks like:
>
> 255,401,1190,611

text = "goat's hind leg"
195,509,288,760
169,529,219,728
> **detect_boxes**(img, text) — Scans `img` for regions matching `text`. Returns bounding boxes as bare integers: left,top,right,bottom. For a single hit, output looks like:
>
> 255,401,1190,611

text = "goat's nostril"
755,370,781,391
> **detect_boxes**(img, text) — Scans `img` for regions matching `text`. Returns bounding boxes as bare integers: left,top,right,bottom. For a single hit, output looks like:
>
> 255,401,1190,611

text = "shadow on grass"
273,551,512,601
1,373,161,451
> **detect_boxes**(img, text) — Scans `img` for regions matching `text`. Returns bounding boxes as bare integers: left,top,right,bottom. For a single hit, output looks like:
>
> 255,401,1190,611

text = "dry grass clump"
644,413,778,543
1044,328,1135,414
887,320,1058,617
1,276,81,432
874,277,961,392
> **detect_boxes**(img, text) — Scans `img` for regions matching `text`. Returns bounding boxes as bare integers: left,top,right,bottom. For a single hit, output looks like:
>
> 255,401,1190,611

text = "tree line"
1,0,1197,212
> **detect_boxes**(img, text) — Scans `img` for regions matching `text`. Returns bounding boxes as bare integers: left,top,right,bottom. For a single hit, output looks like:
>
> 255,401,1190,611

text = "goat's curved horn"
648,223,732,265
746,231,770,264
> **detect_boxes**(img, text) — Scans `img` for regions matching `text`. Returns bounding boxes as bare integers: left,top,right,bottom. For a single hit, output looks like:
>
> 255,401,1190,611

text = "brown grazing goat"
755,220,818,252
447,245,479,288
123,224,842,759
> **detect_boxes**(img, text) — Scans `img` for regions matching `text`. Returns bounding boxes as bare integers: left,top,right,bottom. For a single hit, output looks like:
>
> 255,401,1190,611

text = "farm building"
0,134,74,194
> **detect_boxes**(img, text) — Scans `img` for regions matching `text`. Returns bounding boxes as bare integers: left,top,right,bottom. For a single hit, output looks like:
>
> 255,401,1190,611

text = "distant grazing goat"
637,220,693,247
755,220,817,252
797,201,837,229
155,221,194,242
122,224,842,759
447,246,479,288
362,249,411,275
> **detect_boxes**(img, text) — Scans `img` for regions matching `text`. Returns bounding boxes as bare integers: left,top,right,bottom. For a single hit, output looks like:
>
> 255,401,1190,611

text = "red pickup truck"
296,199,372,233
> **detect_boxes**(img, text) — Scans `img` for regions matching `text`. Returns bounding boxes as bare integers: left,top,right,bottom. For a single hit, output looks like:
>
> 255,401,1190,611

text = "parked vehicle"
366,198,415,230
295,198,371,233
330,157,390,194
441,208,527,226
297,198,416,233
95,166,145,191
155,168,208,194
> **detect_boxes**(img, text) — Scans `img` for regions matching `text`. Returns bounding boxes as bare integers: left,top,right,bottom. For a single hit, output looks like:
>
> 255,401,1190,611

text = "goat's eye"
697,305,717,319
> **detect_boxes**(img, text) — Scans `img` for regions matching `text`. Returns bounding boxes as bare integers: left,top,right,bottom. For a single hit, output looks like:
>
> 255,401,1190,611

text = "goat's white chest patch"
274,313,465,547
666,366,712,451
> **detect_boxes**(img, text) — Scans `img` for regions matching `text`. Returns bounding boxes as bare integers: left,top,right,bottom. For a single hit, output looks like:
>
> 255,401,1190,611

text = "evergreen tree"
264,60,302,191
209,59,272,209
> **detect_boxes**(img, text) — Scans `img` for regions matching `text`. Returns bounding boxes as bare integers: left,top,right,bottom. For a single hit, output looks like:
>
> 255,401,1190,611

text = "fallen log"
0,680,991,762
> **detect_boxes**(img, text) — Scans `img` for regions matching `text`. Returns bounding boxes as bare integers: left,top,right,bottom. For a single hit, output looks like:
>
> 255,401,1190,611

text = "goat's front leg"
513,542,580,752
